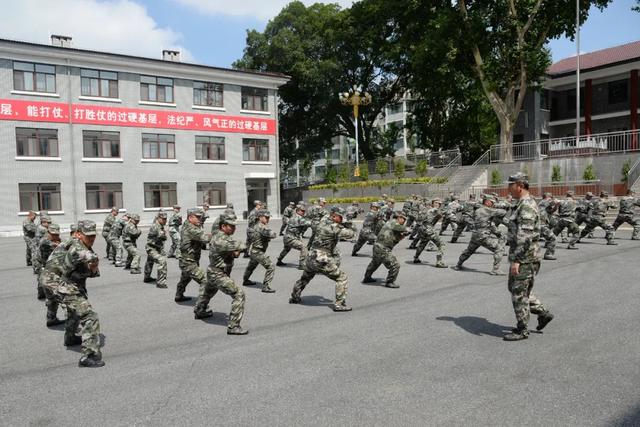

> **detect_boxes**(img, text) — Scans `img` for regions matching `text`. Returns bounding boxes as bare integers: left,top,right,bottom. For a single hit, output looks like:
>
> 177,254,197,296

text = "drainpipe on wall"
66,58,79,224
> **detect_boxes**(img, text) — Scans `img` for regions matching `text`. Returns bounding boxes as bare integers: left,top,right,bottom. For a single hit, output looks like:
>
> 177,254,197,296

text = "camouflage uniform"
244,202,262,256
451,197,478,243
612,193,640,239
36,225,61,309
290,209,356,311
122,216,142,273
413,205,447,267
102,212,117,260
22,216,36,266
277,210,310,268
306,202,328,249
194,216,247,334
454,197,506,274
31,218,50,274
402,198,414,228
439,196,458,235
505,190,552,340
108,215,127,266
363,217,407,287
280,203,295,235
351,205,379,255
553,196,580,249
175,211,208,301
345,203,362,221
42,220,103,366
243,213,277,292
578,194,616,244
408,197,423,239
538,197,558,260
168,207,182,258
144,215,168,288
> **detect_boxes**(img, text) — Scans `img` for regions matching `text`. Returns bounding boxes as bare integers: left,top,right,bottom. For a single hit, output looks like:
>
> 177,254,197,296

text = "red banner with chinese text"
0,98,276,135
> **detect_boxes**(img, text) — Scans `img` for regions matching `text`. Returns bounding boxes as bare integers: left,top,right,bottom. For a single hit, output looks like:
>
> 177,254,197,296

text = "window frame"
82,130,121,158
196,182,226,206
13,61,56,93
85,183,123,210
19,183,62,212
144,182,177,208
241,87,269,111
193,81,224,107
81,68,119,98
142,133,176,159
242,138,269,162
195,135,225,161
15,127,59,157
140,75,174,103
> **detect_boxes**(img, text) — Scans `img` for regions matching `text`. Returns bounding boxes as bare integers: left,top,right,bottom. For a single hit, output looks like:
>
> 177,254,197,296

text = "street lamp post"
339,85,372,176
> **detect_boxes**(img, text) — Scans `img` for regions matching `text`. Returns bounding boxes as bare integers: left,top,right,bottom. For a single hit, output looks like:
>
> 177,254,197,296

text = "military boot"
332,303,352,312
227,326,249,335
156,283,167,289
78,354,105,368
451,263,464,271
385,282,399,288
276,259,286,266
361,276,376,283
130,269,141,274
543,253,557,260
261,286,276,293
243,280,256,287
194,308,213,319
435,256,447,268
536,312,554,331
606,240,618,246
503,328,529,341
46,317,64,327
143,276,156,283
412,257,421,264
174,293,191,302
289,295,302,304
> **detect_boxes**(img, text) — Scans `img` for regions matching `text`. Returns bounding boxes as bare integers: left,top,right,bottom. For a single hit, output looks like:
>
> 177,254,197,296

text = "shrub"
337,163,351,183
551,164,562,183
308,176,448,191
490,169,502,186
621,160,632,183
309,196,409,204
393,158,406,179
359,163,369,181
375,158,389,177
326,165,337,184
415,159,428,177
582,164,597,181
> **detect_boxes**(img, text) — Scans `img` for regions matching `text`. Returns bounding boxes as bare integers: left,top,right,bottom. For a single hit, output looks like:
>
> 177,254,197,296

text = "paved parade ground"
1,221,639,426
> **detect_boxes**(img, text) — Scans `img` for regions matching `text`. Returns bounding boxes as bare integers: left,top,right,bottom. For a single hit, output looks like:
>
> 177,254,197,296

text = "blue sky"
1,0,638,68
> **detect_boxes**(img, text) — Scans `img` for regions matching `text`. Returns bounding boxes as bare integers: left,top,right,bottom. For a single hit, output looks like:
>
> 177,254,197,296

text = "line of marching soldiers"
20,187,639,367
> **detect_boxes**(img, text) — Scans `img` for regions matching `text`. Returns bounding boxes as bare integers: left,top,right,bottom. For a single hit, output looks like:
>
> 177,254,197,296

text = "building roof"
548,40,640,76
0,37,289,81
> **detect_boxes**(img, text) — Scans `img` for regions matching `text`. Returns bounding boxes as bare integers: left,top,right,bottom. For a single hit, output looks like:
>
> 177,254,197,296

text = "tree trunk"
499,117,514,162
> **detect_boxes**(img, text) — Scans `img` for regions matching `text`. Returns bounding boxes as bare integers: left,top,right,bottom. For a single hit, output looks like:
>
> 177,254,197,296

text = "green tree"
491,169,502,185
338,163,351,183
621,160,632,183
583,164,597,181
359,162,370,181
415,159,429,177
393,158,406,179
376,158,389,177
326,165,338,184
551,164,562,183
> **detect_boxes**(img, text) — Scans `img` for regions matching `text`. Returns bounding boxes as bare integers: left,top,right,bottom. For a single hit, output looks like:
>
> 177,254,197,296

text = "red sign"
0,98,276,135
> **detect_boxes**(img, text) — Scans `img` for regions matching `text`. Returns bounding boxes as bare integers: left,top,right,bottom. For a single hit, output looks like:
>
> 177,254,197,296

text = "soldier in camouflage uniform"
175,209,208,302
143,211,168,288
502,173,554,341
362,211,408,288
108,212,128,266
168,205,182,258
575,195,592,238
306,198,328,249
538,193,558,260
22,210,37,266
102,207,118,260
451,194,478,243
402,195,415,228
31,214,51,275
243,210,277,293
280,201,296,236
42,220,104,367
37,224,63,325
439,193,457,235
612,189,640,239
194,213,249,335
244,200,263,257
553,191,580,249
345,202,363,221
122,214,142,273
351,202,380,256
290,206,356,312
277,204,310,269
412,199,448,267
453,194,507,275
577,191,617,245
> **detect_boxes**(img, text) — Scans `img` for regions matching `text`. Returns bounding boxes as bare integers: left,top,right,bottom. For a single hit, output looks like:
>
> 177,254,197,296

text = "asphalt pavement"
1,220,639,426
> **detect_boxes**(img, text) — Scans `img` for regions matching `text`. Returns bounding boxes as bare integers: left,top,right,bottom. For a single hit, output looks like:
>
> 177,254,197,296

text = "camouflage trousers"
279,218,289,235
102,231,112,260
40,271,62,322
352,229,376,254
540,225,556,257
176,259,206,296
580,216,614,242
195,267,245,329
278,235,307,267
124,244,141,270
292,250,348,305
553,218,580,245
24,236,33,266
451,217,474,242
168,228,181,257
439,216,456,234
108,236,124,265
144,247,167,286
43,273,101,358
244,228,255,254
30,240,41,274
306,223,320,249
508,261,548,331
365,244,400,284
612,214,639,239
405,215,416,229
414,227,445,263
243,249,275,289
458,232,504,271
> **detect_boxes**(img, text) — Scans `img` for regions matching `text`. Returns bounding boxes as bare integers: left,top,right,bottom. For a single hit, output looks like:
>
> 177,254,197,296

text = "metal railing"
627,157,640,191
488,129,640,163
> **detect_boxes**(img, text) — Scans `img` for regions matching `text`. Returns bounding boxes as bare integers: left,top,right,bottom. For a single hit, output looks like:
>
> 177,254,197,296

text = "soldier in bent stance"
168,205,182,258
412,199,448,268
612,189,640,239
243,210,277,293
577,191,617,245
108,212,128,266
175,209,208,302
280,201,295,236
37,223,63,325
22,210,37,267
362,211,408,288
122,214,142,274
351,202,380,256
553,191,580,249
102,207,118,260
144,211,168,288
277,204,310,269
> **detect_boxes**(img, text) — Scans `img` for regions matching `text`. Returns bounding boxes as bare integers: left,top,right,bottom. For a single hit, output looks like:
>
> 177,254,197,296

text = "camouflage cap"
130,214,140,221
220,213,238,226
157,211,167,219
257,209,271,218
432,198,442,204
394,210,407,219
298,200,306,206
48,223,60,234
110,206,119,212
40,215,52,223
226,203,234,209
173,204,181,210
77,219,97,236
507,172,529,185
187,208,203,217
351,201,359,205
253,200,262,206
387,198,395,203
370,202,380,209
566,190,574,197
585,191,594,198
296,204,306,211
482,193,497,203
289,201,295,205
330,206,346,217
69,223,78,233
600,190,608,197
318,197,326,203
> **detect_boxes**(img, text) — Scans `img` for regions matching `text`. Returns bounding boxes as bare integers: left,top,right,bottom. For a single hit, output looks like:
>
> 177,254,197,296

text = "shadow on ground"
436,316,512,338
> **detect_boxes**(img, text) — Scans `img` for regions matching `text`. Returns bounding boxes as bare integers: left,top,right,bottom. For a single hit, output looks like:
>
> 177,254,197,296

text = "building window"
16,128,58,157
13,61,56,93
144,182,177,208
241,87,268,111
19,183,61,211
242,138,269,161
197,182,226,206
539,89,549,110
387,103,403,115
193,81,223,107
140,75,173,103
142,133,175,159
195,136,225,160
81,69,118,98
86,183,123,210
83,130,120,158
608,80,628,104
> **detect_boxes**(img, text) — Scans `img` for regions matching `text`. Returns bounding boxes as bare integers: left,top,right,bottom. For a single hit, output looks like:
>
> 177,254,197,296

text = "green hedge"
309,196,409,204
308,176,447,191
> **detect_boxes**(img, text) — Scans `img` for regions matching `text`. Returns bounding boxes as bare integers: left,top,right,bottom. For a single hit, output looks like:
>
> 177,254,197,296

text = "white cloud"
0,0,194,61
175,0,358,21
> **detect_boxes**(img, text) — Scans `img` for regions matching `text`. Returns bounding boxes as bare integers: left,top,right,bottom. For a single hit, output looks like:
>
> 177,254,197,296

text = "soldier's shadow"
359,278,389,287
436,316,511,338
300,295,333,307
200,312,229,326
175,299,196,307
